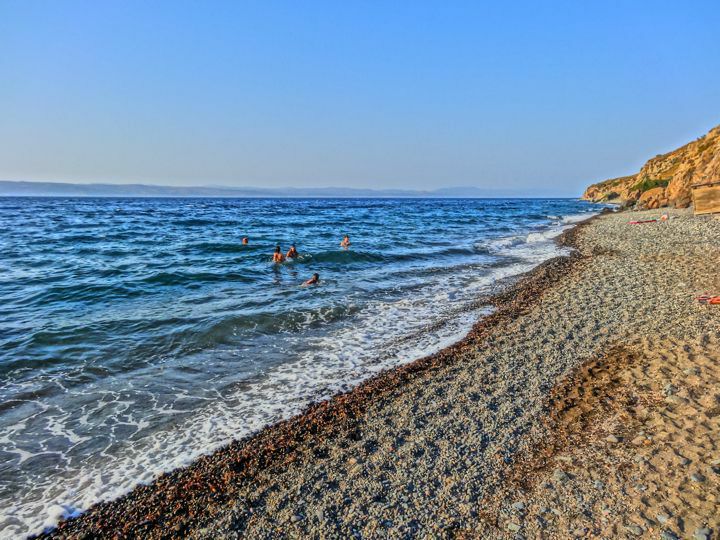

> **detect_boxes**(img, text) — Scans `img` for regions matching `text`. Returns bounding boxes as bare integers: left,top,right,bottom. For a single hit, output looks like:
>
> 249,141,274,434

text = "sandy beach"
37,208,719,539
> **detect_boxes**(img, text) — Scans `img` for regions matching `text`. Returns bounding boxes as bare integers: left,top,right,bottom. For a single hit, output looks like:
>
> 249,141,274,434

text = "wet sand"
37,208,720,539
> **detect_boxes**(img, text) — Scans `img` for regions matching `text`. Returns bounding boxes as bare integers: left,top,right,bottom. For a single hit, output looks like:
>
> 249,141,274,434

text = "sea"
0,197,601,536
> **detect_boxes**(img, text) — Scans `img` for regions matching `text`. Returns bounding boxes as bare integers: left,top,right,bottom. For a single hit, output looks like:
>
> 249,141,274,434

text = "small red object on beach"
628,219,658,224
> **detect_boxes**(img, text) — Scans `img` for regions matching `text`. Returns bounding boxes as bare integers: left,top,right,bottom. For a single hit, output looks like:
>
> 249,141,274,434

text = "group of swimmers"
246,234,352,286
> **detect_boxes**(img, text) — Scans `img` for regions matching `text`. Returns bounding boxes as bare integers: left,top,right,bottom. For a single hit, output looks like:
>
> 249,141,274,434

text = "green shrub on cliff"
631,177,670,193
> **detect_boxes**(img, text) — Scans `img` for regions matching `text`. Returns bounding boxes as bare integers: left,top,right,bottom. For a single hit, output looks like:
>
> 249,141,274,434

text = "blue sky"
1,1,718,195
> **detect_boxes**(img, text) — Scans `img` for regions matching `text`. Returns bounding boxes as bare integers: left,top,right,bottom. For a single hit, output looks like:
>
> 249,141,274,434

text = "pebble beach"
38,208,720,539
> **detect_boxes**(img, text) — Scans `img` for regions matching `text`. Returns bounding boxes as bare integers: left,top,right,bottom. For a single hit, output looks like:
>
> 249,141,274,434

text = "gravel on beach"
39,208,720,539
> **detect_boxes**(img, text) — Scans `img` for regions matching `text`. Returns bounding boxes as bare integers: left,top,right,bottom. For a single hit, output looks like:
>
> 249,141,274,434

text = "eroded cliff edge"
582,124,720,209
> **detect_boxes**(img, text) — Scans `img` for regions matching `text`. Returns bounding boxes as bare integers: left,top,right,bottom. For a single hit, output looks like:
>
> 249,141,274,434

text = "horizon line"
0,179,579,198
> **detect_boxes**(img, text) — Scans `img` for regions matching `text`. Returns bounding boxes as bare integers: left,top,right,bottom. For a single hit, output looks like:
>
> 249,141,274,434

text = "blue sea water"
0,197,600,536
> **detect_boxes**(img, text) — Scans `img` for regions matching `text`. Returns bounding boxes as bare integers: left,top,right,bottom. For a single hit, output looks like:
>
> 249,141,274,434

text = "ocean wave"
525,228,564,243
199,303,362,337
18,282,142,307
561,213,592,224
290,246,481,266
292,250,386,264
393,246,479,261
183,241,257,255
140,270,254,286
483,212,595,256
55,234,101,243
172,218,216,227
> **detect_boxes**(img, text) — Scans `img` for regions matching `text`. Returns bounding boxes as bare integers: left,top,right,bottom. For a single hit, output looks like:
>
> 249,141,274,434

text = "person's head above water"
242,237,248,244
303,273,319,286
274,245,281,253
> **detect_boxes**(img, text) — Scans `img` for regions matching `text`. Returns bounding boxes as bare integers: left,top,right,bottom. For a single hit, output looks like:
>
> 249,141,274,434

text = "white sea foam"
487,211,594,262
561,212,593,224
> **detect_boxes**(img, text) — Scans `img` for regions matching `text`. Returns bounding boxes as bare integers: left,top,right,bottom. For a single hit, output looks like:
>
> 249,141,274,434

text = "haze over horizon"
1,1,719,196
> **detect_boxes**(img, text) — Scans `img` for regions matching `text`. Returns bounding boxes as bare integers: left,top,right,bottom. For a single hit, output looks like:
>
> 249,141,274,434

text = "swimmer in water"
303,273,320,286
340,234,351,249
272,245,285,263
242,237,249,245
286,244,299,259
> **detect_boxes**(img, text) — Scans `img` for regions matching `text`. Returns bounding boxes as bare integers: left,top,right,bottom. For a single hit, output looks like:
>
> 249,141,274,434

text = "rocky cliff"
582,124,720,209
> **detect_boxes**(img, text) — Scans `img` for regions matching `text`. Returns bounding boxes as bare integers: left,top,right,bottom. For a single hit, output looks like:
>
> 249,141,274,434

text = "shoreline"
35,214,601,539
37,207,720,538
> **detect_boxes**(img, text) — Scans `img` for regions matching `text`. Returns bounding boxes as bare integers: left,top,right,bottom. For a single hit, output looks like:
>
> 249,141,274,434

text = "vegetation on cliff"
582,124,720,209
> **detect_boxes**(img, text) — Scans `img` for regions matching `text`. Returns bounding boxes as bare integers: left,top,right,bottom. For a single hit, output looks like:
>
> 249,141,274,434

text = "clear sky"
1,1,718,196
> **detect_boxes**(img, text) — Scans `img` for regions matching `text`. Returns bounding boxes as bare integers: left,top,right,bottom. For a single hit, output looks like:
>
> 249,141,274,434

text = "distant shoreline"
0,180,568,199
1,195,580,199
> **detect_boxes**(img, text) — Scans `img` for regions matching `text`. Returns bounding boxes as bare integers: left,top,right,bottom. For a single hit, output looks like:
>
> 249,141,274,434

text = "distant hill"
582,124,720,209
0,181,522,198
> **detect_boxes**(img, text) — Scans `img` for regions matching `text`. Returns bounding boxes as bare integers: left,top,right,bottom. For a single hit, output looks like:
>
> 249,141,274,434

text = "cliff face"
582,124,720,209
